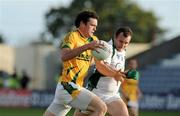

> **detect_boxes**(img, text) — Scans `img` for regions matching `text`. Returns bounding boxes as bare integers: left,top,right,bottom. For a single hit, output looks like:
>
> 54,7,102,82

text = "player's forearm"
121,88,127,98
137,87,143,98
95,60,117,77
61,45,88,61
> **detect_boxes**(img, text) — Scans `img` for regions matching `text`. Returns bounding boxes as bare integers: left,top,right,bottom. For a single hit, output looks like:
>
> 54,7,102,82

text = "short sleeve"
86,36,98,43
60,32,76,49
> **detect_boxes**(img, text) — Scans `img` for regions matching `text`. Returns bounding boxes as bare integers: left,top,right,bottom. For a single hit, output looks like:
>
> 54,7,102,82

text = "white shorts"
92,89,121,104
127,101,139,108
47,83,95,116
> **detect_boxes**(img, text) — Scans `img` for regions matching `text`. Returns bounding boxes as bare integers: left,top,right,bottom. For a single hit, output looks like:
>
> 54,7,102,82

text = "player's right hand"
86,40,104,52
114,71,126,82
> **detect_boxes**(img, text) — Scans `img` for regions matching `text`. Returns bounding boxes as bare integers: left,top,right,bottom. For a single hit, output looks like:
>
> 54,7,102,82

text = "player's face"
114,32,131,51
129,60,138,69
81,18,97,38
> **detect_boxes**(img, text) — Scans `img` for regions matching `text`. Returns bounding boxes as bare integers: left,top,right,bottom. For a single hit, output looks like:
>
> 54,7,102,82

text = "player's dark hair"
115,26,132,38
75,10,99,28
112,27,133,58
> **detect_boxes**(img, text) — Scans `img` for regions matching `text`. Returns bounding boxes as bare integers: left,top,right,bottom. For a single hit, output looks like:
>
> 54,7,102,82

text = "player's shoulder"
64,30,80,41
67,30,78,37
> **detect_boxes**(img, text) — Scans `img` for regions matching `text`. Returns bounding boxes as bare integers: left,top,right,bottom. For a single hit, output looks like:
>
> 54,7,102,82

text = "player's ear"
80,21,85,27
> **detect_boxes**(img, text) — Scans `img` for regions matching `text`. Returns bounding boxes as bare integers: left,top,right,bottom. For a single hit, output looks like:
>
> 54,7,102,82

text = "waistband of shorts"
57,83,64,89
57,81,70,89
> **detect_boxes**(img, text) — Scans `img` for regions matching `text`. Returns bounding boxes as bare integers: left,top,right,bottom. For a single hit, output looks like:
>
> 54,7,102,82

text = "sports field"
0,108,180,116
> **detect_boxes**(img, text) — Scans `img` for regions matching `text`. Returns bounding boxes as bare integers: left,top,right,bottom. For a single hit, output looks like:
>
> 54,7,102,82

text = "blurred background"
0,0,180,116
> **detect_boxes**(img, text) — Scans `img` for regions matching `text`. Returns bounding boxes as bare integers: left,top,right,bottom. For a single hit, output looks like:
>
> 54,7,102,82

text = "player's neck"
77,28,90,38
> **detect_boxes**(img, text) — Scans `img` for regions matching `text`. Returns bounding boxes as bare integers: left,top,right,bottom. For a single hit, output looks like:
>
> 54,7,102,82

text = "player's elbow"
61,50,70,61
96,61,106,74
96,65,102,73
61,55,69,62
61,48,71,61
95,61,104,70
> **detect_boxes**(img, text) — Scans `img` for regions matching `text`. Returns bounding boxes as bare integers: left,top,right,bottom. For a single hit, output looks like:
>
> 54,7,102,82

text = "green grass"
139,111,180,116
0,108,45,116
0,108,180,116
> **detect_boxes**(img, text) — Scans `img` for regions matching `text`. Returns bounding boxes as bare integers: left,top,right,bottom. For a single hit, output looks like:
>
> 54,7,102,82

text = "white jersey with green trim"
93,44,126,95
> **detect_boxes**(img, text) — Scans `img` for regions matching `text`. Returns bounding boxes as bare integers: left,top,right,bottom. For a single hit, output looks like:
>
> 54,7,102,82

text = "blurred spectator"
0,70,4,88
0,70,10,88
20,70,30,89
0,70,9,78
0,77,3,88
5,69,21,89
121,59,143,116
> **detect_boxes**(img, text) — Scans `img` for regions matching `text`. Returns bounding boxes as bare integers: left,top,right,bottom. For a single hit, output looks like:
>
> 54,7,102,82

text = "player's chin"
117,47,124,51
89,32,94,36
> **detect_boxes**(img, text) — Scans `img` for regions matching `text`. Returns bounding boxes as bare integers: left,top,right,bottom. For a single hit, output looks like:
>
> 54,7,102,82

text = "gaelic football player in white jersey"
76,27,132,116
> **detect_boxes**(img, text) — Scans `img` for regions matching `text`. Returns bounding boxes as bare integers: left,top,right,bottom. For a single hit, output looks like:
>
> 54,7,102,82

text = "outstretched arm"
95,60,125,82
137,86,143,99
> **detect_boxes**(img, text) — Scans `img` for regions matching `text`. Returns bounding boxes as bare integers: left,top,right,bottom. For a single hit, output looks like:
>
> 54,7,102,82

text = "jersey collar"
77,29,87,39
77,29,94,42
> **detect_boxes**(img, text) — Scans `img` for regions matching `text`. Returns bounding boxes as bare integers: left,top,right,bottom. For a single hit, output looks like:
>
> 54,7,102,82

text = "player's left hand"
114,71,126,82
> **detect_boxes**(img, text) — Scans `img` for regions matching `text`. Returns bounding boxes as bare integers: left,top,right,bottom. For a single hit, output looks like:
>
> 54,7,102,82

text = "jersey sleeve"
136,71,140,80
86,36,98,43
60,32,76,49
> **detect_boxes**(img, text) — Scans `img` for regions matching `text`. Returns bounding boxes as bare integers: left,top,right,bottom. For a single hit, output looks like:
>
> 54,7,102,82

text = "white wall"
15,44,60,90
0,44,15,74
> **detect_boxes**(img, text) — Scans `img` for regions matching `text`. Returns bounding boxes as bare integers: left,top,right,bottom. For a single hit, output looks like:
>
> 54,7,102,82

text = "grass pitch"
0,108,179,116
